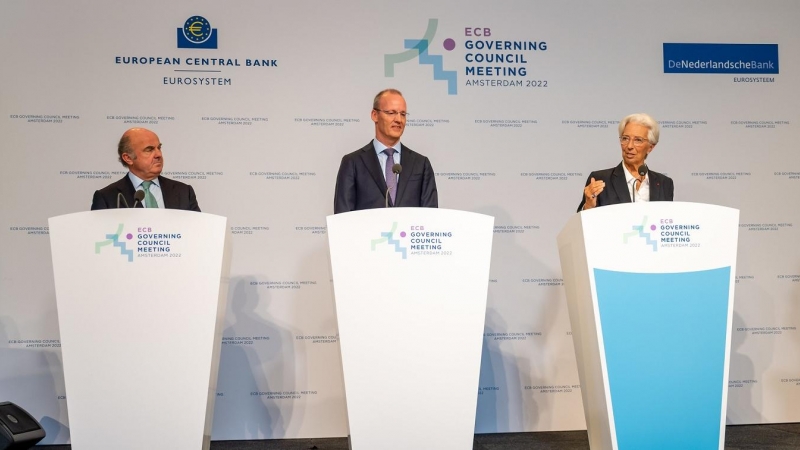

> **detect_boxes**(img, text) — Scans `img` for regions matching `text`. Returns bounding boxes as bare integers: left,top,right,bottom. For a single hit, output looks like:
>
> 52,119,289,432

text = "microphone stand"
117,193,130,208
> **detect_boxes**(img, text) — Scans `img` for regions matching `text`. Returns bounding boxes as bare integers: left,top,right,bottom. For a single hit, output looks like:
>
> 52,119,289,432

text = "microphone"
638,164,648,177
384,164,403,208
116,192,130,208
632,164,648,203
132,190,145,208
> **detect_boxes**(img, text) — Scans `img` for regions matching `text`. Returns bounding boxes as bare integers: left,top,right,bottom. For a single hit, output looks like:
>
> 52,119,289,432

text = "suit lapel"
394,146,416,206
115,175,138,208
611,163,632,203
649,172,664,201
159,176,175,209
359,142,389,201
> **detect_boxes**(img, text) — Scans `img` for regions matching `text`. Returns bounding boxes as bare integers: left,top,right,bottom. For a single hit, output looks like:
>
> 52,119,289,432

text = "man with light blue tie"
333,89,438,213
91,127,200,211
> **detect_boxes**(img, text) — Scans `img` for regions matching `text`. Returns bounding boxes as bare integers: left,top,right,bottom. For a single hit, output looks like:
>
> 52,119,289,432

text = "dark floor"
34,423,800,449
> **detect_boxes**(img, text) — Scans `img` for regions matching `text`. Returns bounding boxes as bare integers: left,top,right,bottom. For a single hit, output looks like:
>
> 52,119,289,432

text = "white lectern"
327,208,494,450
557,202,738,450
49,210,231,450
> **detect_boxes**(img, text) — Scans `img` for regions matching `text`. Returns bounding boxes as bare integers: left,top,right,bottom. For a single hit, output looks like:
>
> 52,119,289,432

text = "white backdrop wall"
1,0,798,444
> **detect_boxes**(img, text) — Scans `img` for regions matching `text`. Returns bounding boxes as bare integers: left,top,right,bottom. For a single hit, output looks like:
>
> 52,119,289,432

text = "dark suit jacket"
91,175,201,211
334,141,438,213
576,163,674,212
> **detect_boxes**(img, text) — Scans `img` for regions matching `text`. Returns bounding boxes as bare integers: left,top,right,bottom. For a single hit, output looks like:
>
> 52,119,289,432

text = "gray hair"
117,134,135,167
618,113,660,145
372,88,403,110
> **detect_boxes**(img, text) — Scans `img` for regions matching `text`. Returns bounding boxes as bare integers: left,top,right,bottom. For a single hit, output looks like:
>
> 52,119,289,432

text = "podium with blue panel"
557,202,739,450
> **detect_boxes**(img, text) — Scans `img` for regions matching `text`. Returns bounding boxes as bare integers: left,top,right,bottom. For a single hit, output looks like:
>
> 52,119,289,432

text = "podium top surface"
327,207,493,224
48,208,229,269
579,201,738,217
49,208,226,223
558,202,739,273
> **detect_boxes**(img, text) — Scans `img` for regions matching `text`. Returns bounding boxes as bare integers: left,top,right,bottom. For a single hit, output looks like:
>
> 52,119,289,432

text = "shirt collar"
373,139,402,156
621,162,649,186
128,172,160,189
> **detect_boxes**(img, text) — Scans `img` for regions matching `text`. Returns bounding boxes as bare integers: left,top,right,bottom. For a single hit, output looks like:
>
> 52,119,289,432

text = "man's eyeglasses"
374,109,410,118
619,136,650,147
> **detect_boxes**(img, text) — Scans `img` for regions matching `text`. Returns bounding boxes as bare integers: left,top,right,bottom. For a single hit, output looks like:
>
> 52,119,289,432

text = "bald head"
117,128,164,180
118,128,153,165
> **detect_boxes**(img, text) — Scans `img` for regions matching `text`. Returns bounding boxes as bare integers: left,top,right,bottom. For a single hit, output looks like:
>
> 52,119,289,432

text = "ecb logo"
384,19,457,95
95,224,134,262
623,216,658,252
177,16,218,49
371,222,407,259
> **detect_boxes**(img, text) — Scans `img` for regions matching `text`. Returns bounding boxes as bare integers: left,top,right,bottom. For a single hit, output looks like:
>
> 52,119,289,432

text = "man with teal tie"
91,128,201,211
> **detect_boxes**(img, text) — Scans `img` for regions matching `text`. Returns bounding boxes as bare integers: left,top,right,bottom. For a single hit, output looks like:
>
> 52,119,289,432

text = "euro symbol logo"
187,21,204,37
182,16,212,44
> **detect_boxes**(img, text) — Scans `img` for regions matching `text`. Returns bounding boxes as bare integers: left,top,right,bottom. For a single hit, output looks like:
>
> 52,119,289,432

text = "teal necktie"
140,181,158,208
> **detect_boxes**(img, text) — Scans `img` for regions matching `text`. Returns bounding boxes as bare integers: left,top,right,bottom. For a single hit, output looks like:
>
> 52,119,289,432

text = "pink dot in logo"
443,38,456,51
126,233,133,239
400,231,407,238
650,225,656,231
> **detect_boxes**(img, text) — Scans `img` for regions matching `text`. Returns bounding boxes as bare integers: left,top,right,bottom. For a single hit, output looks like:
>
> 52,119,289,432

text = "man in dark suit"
91,128,200,211
578,113,674,212
334,89,438,213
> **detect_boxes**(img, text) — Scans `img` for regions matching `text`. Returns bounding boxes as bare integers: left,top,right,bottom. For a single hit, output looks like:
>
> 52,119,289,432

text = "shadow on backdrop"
211,277,297,439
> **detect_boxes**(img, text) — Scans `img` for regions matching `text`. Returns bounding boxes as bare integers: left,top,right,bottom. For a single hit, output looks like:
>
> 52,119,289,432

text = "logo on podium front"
95,223,134,262
95,223,185,261
371,222,407,259
371,222,454,258
623,216,658,252
624,216,702,251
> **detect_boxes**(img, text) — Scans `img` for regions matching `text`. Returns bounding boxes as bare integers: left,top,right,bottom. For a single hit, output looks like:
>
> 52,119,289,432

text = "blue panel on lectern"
594,267,730,450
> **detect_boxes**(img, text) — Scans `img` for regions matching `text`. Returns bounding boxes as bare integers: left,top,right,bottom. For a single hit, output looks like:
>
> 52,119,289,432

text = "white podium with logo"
327,208,494,450
557,202,738,450
48,210,231,450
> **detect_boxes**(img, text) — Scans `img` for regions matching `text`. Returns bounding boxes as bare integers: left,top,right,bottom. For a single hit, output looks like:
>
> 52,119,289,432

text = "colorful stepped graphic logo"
95,224,134,262
623,216,658,252
371,222,407,259
384,19,457,95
